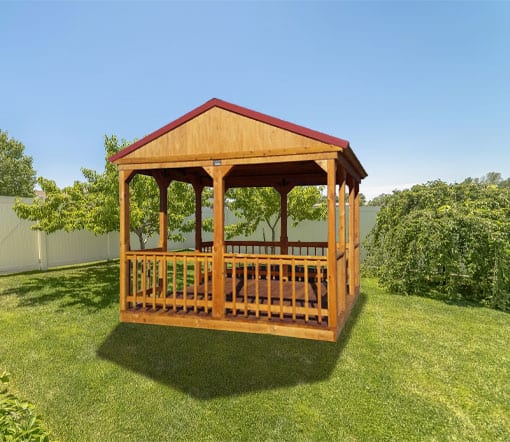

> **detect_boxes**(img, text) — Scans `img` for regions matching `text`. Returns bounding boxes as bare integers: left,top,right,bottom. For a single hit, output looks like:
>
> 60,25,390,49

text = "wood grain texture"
120,107,341,163
326,159,338,330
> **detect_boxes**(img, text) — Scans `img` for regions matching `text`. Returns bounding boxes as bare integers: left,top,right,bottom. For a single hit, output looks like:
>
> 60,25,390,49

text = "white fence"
0,195,379,275
0,196,159,274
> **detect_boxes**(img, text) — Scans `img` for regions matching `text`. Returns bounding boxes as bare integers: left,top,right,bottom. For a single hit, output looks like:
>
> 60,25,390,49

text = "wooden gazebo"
109,99,367,341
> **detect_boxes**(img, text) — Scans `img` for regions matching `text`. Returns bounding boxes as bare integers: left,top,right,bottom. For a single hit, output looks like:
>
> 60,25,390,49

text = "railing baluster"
279,259,283,320
304,261,309,323
317,260,322,324
291,258,296,321
152,255,157,310
142,255,147,310
133,256,138,309
243,256,248,317
193,255,198,313
232,255,237,316
255,257,260,318
204,256,208,314
172,255,177,311
183,255,188,312
267,257,271,319
162,256,167,311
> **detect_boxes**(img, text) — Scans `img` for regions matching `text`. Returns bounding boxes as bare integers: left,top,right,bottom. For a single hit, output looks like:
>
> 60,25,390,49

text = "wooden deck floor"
184,277,328,305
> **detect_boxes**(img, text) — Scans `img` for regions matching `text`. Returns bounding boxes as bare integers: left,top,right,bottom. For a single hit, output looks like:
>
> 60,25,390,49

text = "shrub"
0,371,51,441
364,180,510,311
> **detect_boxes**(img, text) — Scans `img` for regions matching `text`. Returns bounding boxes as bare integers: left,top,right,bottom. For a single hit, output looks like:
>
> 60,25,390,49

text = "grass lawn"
0,261,509,441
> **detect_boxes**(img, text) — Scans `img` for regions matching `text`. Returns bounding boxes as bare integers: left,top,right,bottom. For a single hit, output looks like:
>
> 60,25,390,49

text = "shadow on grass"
97,291,367,399
0,262,119,311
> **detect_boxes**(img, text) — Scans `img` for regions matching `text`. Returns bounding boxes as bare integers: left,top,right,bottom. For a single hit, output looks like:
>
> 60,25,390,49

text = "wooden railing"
201,241,328,256
223,253,328,324
123,247,342,327
124,251,213,314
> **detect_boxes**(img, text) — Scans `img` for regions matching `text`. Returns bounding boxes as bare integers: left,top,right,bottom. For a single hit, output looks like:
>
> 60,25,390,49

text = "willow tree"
364,178,510,311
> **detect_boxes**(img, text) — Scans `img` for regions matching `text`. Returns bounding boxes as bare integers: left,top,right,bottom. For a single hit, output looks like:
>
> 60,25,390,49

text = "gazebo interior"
109,98,367,341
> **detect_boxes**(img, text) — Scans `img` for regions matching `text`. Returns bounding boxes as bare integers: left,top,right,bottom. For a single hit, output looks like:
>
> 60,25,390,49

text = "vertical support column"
348,176,356,297
154,172,171,297
280,189,288,255
326,159,338,330
354,180,361,295
276,185,292,255
157,180,169,252
337,165,347,315
193,182,204,252
210,165,231,319
119,169,132,313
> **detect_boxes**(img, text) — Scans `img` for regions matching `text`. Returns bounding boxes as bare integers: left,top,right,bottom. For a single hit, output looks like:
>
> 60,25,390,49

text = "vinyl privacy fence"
0,195,379,274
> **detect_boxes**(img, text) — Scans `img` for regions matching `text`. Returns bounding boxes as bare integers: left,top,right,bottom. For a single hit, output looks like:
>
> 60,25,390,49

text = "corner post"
326,159,338,330
210,165,232,319
337,165,347,315
348,176,356,297
119,170,132,313
354,179,361,295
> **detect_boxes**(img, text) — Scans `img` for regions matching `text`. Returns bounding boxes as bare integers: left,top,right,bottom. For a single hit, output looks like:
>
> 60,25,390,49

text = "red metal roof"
108,98,351,163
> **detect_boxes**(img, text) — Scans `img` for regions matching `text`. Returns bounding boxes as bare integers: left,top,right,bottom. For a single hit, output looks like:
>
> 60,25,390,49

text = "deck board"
182,277,328,304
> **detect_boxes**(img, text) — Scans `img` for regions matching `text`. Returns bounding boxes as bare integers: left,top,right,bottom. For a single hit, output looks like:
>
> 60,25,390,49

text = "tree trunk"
135,231,145,250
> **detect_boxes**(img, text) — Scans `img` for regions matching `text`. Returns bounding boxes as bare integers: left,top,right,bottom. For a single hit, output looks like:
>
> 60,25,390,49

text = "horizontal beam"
120,310,337,342
117,151,338,172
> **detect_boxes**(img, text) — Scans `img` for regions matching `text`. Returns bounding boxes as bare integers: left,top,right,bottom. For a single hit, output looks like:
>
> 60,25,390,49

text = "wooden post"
326,159,338,329
337,165,346,314
210,165,232,319
154,172,171,297
276,185,293,255
354,179,360,295
193,182,204,252
348,176,356,297
155,176,170,251
119,170,132,312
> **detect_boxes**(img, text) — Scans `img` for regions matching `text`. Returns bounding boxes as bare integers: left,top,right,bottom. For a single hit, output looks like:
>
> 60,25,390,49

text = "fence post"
37,230,48,271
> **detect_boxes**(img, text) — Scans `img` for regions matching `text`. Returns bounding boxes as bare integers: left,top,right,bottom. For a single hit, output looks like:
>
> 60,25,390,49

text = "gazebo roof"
109,98,367,180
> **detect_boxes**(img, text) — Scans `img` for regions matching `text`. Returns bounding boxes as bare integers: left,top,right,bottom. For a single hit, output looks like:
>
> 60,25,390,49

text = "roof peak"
109,98,351,163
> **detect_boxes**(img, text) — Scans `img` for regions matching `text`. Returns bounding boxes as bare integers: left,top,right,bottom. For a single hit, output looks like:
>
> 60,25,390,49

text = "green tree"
14,135,198,249
367,193,391,207
225,186,327,242
0,130,36,197
364,179,510,311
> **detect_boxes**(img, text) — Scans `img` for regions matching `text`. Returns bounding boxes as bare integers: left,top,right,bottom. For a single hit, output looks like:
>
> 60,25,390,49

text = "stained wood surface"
120,107,341,163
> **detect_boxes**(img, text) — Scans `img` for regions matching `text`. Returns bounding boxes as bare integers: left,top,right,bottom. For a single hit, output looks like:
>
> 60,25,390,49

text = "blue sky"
1,1,509,199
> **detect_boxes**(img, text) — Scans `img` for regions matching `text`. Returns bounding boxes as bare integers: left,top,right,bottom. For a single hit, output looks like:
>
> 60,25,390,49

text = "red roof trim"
108,98,350,163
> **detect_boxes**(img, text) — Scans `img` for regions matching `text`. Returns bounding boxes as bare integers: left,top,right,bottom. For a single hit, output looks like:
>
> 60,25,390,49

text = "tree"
0,130,36,197
225,186,327,242
367,193,391,207
463,171,510,188
14,135,198,249
364,179,510,311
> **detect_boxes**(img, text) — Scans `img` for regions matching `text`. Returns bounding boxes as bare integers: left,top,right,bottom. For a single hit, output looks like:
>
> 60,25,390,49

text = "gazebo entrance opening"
110,99,366,341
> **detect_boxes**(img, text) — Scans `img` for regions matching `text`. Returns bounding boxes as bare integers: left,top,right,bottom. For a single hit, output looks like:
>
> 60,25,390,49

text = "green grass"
0,261,509,441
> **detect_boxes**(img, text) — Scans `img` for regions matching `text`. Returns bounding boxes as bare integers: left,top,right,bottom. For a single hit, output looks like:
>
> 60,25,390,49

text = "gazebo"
109,98,367,341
